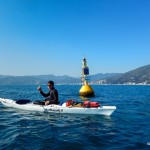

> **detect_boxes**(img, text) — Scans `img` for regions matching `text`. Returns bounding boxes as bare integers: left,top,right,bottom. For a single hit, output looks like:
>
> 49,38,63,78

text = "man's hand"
45,101,50,105
37,86,42,92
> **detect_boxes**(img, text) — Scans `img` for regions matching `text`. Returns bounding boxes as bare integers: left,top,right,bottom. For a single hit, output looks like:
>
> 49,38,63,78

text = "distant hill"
0,73,120,85
0,75,80,85
107,64,150,84
0,64,149,85
90,73,122,81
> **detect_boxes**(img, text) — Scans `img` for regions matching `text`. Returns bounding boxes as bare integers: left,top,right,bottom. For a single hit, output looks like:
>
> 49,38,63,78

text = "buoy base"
79,84,94,97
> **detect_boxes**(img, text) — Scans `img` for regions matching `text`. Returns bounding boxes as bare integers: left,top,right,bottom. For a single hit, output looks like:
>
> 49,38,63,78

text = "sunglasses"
47,84,52,87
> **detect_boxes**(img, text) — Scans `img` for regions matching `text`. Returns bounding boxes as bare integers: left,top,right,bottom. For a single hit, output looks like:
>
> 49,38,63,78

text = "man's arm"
40,91,50,97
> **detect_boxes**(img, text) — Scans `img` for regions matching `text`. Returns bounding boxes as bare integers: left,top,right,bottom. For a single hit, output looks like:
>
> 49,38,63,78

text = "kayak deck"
0,98,116,116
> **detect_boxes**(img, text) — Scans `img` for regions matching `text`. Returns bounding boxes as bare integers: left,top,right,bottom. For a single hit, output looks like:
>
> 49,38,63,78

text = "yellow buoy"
79,57,95,97
79,80,94,97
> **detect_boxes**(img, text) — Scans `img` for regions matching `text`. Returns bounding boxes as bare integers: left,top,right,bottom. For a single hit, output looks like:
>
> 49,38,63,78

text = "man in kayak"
37,80,59,105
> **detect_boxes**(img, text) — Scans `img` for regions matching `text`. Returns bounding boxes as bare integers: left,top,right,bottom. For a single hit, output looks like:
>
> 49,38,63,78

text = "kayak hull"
0,98,116,116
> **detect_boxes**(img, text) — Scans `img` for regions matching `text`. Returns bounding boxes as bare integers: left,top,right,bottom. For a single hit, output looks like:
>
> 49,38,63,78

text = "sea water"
0,85,150,150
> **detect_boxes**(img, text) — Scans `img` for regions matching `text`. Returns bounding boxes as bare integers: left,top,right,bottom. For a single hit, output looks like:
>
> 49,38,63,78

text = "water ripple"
0,85,150,150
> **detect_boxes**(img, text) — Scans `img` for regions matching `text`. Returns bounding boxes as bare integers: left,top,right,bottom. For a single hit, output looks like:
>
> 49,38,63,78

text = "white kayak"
0,98,116,116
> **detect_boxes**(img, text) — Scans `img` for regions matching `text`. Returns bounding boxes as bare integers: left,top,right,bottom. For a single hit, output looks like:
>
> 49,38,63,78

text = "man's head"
47,80,54,89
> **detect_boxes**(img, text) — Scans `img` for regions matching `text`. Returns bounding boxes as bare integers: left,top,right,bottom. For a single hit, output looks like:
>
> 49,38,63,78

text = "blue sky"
0,0,150,77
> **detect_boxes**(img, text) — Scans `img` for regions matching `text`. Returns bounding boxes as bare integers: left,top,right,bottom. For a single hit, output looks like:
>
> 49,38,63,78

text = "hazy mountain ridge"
106,64,150,84
90,73,122,81
0,75,80,85
0,73,119,85
0,64,150,85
